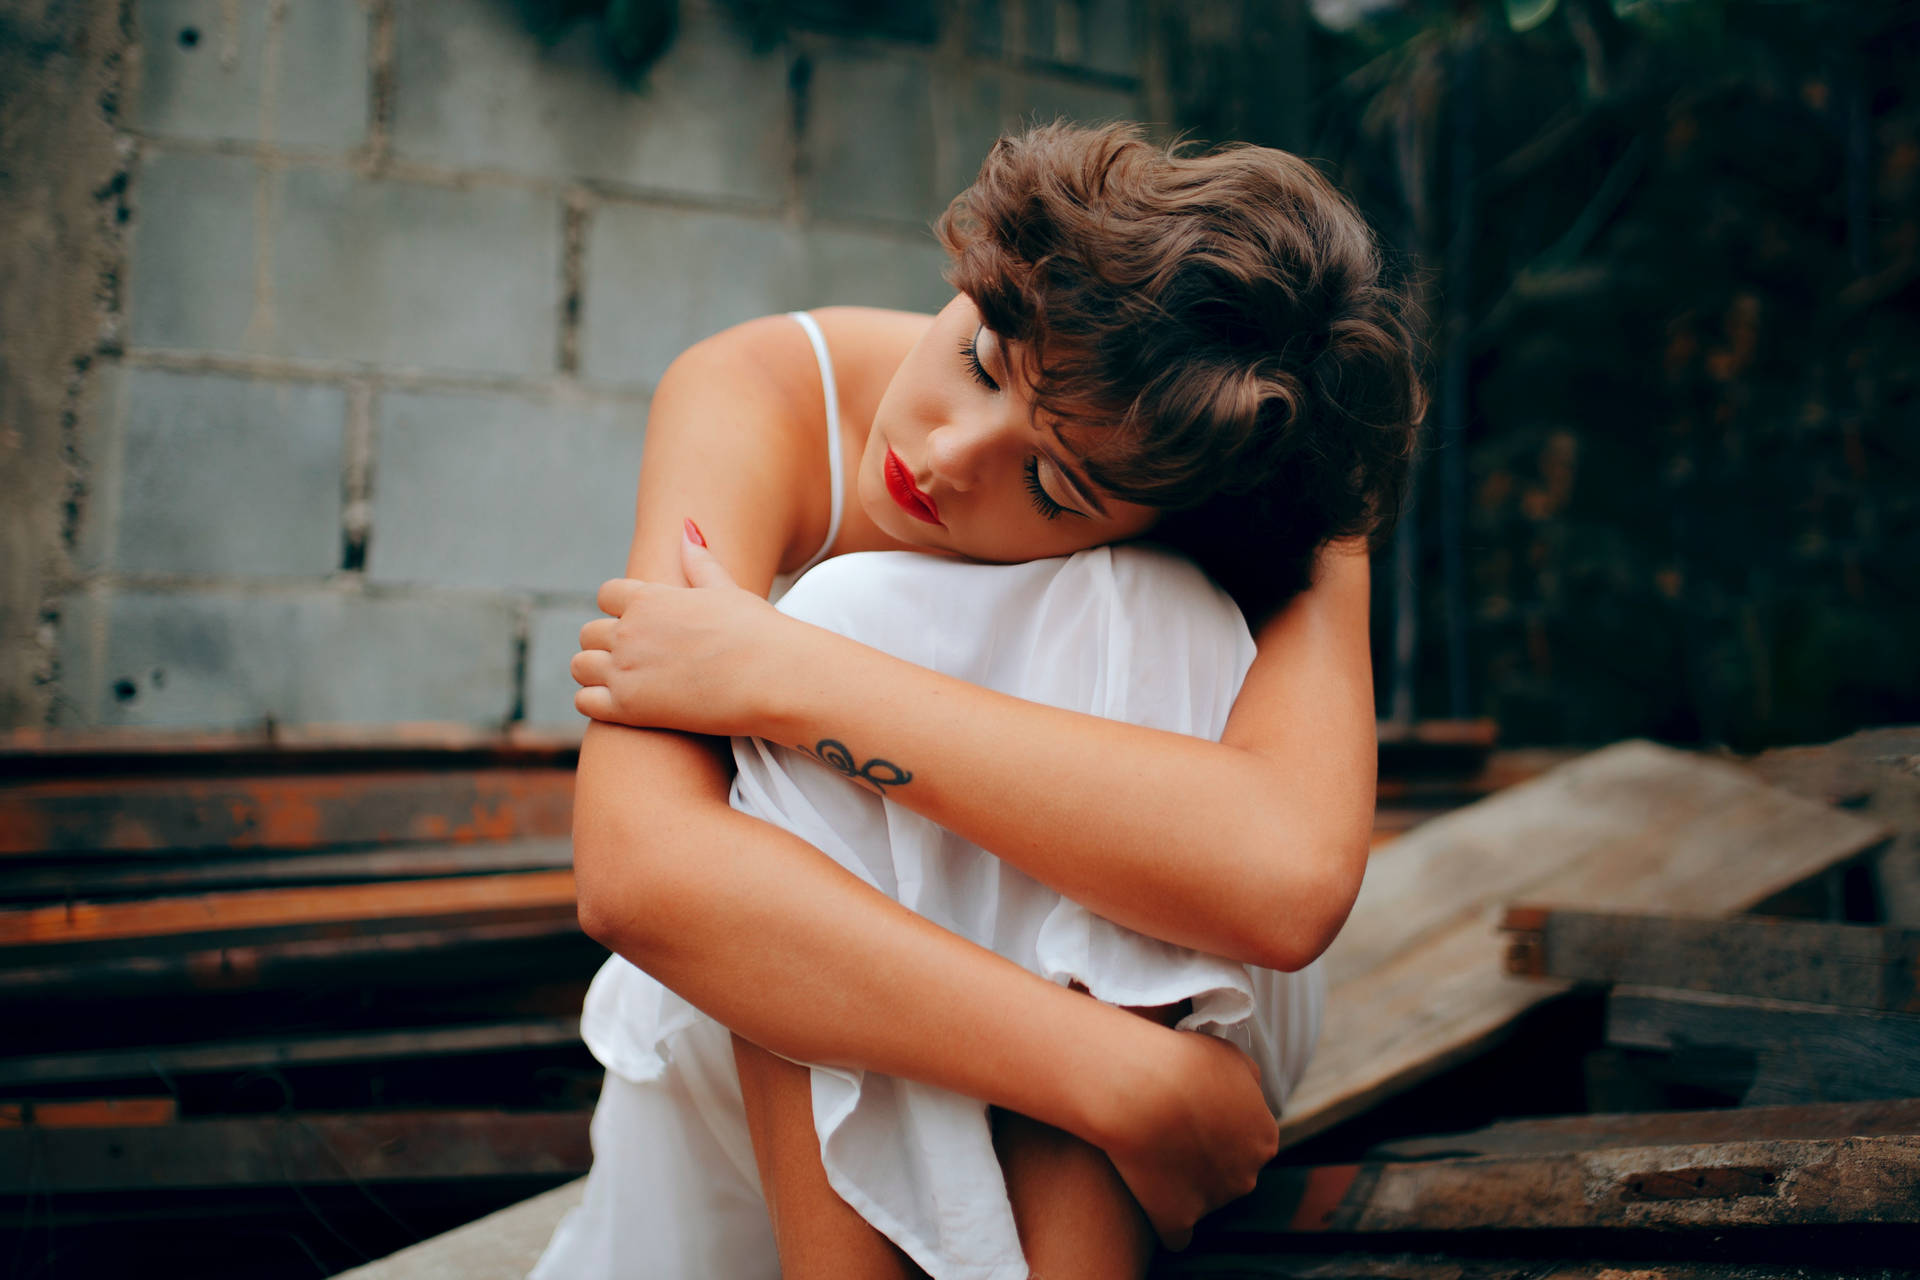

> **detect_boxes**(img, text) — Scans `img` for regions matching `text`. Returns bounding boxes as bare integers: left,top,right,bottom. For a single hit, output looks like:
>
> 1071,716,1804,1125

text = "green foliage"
1317,0,1919,746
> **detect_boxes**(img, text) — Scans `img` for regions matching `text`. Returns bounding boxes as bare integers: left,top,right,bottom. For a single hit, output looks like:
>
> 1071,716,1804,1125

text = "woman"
556,123,1422,1276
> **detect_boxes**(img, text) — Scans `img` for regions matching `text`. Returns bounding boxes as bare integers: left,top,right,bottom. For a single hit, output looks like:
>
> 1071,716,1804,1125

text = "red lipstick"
884,447,942,525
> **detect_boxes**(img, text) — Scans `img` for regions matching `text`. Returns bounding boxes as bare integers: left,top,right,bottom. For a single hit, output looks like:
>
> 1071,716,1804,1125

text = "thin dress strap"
787,311,845,575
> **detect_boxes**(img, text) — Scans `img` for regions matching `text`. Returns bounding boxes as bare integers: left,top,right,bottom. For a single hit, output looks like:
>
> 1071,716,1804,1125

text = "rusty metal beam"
0,870,577,949
0,769,575,856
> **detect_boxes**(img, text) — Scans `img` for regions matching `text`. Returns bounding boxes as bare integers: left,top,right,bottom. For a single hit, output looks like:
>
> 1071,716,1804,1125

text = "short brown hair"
937,122,1425,619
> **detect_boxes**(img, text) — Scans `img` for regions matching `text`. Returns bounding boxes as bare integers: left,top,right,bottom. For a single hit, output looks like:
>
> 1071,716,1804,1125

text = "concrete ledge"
335,1178,584,1280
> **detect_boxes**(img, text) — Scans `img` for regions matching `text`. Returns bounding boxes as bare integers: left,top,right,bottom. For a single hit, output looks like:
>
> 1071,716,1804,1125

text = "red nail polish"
683,518,707,548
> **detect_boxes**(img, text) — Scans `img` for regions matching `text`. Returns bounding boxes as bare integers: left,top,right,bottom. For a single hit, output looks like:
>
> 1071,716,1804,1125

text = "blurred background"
2,1,1919,1276
6,0,1913,754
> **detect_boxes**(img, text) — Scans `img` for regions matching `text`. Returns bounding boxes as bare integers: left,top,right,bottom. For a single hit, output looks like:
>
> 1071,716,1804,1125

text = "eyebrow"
989,332,1112,518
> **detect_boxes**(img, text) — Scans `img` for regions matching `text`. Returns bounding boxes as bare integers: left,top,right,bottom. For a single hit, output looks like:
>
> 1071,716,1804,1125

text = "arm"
571,323,1276,1241
753,545,1376,973
585,539,1376,974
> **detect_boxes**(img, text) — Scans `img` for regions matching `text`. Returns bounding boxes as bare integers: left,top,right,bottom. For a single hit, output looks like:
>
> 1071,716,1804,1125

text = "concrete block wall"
44,0,1149,734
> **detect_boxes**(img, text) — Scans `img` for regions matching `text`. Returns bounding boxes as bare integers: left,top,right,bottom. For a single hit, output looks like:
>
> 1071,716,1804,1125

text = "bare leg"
732,1033,929,1280
993,1108,1157,1280
989,996,1191,1280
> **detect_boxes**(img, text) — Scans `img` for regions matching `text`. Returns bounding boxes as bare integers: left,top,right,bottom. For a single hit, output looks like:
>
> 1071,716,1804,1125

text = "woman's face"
858,294,1158,563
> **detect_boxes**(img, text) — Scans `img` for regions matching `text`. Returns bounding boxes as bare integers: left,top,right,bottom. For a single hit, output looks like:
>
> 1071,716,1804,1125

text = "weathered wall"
1,0,1147,733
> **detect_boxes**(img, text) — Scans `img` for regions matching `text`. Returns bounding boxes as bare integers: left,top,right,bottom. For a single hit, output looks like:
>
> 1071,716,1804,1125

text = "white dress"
532,316,1326,1280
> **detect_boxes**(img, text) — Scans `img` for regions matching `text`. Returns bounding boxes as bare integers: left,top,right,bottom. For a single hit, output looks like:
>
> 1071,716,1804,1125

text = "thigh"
731,1033,928,1280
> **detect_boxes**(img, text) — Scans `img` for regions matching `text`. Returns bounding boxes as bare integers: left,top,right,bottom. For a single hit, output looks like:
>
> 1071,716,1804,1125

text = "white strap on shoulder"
787,310,844,575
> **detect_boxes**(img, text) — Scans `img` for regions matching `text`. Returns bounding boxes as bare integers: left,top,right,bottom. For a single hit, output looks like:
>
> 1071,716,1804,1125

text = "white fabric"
549,546,1326,1280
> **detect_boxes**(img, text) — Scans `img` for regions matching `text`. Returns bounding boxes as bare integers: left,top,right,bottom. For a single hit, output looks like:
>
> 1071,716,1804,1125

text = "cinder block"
127,149,259,354
803,228,953,315
135,0,370,149
368,389,645,592
524,604,595,730
936,67,1010,200
391,0,788,202
55,589,518,729
581,203,805,386
932,67,1140,203
1004,69,1139,131
800,48,938,225
267,168,562,375
82,367,345,578
1020,0,1140,79
786,0,939,42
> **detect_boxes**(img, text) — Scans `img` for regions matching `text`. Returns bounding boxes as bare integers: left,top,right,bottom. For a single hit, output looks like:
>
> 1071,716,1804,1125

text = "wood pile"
0,728,606,1276
1162,729,1920,1279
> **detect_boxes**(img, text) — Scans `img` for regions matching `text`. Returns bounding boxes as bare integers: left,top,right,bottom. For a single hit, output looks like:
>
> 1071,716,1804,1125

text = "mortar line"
342,380,375,573
365,0,396,172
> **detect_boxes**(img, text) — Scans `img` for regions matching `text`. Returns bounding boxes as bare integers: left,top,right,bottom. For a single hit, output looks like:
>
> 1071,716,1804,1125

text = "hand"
571,526,794,737
1100,1030,1279,1250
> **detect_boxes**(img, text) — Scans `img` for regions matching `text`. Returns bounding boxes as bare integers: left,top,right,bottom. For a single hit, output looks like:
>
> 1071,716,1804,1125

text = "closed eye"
959,329,999,392
1024,456,1084,520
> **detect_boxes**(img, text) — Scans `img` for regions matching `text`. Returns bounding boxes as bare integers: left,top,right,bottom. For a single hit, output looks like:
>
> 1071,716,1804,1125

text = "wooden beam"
0,723,583,775
0,1109,592,1193
0,769,576,856
0,1018,583,1090
1368,1097,1920,1161
0,917,597,998
1501,907,1920,1012
1279,742,1888,1149
0,1098,176,1128
1160,1256,1897,1279
1607,985,1920,1106
0,836,574,901
0,870,577,949
1209,1133,1920,1237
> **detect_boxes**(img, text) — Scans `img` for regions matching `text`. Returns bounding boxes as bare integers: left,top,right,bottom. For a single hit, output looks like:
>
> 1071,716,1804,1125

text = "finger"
578,618,616,651
574,686,622,722
596,578,647,617
570,649,614,688
1157,1222,1194,1252
680,526,738,590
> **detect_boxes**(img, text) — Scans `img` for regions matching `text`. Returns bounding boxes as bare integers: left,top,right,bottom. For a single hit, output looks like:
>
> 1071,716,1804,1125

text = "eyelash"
1023,456,1067,520
959,333,999,391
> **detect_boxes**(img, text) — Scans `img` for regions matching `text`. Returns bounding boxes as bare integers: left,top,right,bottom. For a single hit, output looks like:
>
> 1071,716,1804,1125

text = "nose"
924,416,1006,492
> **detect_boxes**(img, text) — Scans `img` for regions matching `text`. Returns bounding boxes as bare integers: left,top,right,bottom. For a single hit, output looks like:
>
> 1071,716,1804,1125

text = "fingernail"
683,518,707,547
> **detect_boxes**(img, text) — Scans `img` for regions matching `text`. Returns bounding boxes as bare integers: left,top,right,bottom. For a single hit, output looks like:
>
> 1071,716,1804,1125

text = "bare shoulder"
629,315,833,588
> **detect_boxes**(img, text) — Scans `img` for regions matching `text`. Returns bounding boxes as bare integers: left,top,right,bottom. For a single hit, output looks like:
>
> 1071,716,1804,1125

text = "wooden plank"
1607,985,1920,1106
1368,1098,1920,1162
0,768,575,856
1211,1133,1920,1236
1279,741,1887,1149
0,917,596,998
1501,907,1920,1012
1161,1256,1911,1279
0,870,576,949
0,1109,592,1193
0,1098,177,1128
0,1018,583,1089
0,836,574,901
0,723,583,773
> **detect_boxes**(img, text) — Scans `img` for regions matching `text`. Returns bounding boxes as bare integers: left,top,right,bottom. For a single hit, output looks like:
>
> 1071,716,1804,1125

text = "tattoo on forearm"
794,738,913,791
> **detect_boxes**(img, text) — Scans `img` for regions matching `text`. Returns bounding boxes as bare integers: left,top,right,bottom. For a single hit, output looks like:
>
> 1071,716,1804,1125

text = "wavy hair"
937,122,1426,618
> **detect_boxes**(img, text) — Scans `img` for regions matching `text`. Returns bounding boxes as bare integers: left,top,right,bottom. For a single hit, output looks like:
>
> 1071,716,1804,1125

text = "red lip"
884,447,942,524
